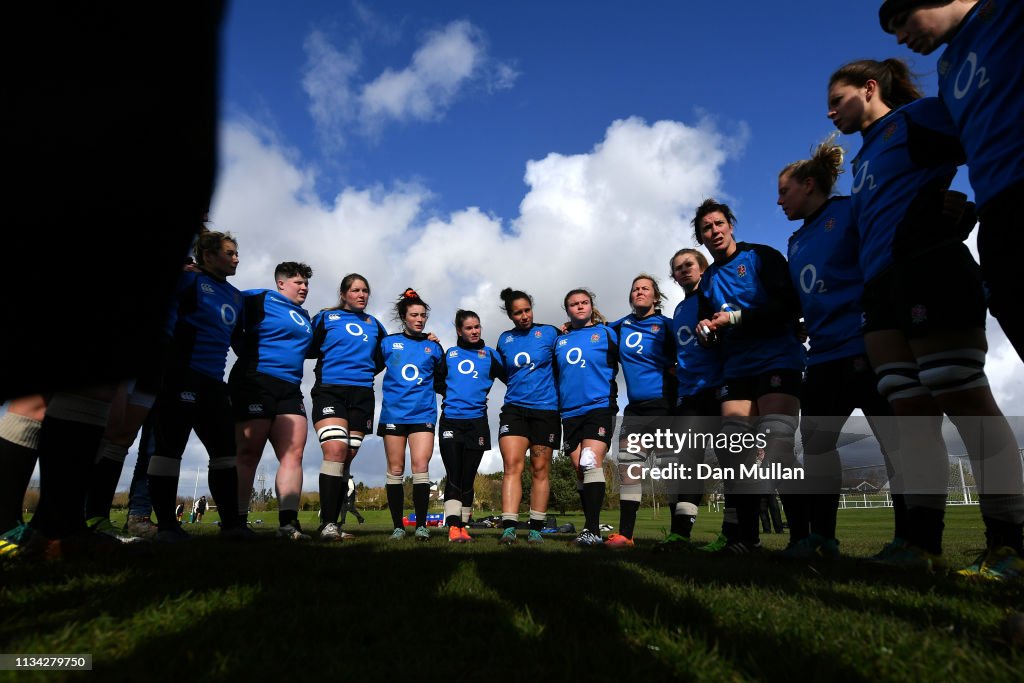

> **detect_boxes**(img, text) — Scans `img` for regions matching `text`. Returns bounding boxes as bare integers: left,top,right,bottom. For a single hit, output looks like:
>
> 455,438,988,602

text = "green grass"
1,506,1021,682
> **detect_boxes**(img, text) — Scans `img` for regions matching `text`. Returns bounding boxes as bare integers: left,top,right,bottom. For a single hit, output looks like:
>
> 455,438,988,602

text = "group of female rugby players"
1,1,1020,580
299,0,1024,583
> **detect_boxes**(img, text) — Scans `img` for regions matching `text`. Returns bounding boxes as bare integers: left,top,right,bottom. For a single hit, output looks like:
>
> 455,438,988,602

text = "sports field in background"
2,506,1021,682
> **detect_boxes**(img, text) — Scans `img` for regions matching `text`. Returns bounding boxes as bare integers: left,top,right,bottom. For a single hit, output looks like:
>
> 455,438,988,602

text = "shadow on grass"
1,529,1021,682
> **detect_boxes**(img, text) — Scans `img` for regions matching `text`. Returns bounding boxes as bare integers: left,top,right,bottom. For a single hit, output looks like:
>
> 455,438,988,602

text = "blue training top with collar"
379,332,444,424
308,308,387,388
787,196,866,366
610,312,676,404
496,323,560,411
555,323,619,418
233,289,312,384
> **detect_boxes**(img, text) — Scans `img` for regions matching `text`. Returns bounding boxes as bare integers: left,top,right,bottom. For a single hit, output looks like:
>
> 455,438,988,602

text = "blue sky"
132,1,1024,492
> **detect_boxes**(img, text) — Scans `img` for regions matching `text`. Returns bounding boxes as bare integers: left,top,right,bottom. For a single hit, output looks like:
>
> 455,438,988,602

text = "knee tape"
347,434,363,451
147,455,182,477
0,412,42,449
386,473,404,486
917,349,989,395
320,460,344,477
674,502,699,517
583,467,605,485
875,362,930,402
317,425,349,444
209,456,235,471
97,440,129,464
413,471,431,485
620,483,642,503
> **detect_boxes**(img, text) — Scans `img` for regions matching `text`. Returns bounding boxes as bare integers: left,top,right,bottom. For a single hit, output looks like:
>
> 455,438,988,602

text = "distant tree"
549,452,580,515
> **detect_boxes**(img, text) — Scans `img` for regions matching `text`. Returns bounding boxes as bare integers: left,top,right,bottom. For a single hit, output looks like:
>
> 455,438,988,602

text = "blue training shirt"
672,293,723,399
233,289,312,384
379,332,444,424
172,270,243,381
849,98,964,282
440,338,506,419
555,324,619,418
309,308,387,388
937,0,1024,209
610,313,676,404
787,196,866,366
496,324,560,411
699,242,805,380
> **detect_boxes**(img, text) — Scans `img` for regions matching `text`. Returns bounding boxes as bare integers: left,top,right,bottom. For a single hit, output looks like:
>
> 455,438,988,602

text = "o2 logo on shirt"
513,352,535,371
851,161,877,194
676,325,695,347
799,264,827,294
221,304,237,326
346,323,369,341
289,310,311,333
565,347,586,368
401,363,423,385
952,51,989,101
624,331,644,355
457,360,479,379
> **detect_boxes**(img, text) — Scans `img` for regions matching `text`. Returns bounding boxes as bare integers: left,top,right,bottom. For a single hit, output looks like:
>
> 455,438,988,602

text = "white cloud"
301,20,518,145
302,30,361,148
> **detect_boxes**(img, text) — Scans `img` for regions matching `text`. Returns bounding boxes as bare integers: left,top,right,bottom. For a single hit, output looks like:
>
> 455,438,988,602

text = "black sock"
779,493,809,543
891,493,907,540
905,506,944,555
208,467,240,529
529,517,543,531
148,473,180,530
809,493,839,540
737,495,761,546
386,483,405,529
338,474,350,526
31,409,107,538
502,518,517,530
413,483,430,526
0,438,38,530
319,472,343,526
279,509,298,527
582,481,605,532
618,499,640,539
84,456,125,521
983,516,1023,554
446,514,462,528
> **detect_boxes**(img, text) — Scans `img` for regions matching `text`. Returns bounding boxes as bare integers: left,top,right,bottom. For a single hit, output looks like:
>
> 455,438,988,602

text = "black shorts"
717,370,801,402
861,243,986,337
498,404,561,449
229,367,306,421
802,354,890,418
153,367,235,462
439,415,491,451
673,387,721,417
311,384,375,434
562,407,617,453
620,398,672,445
978,180,1024,324
376,421,436,437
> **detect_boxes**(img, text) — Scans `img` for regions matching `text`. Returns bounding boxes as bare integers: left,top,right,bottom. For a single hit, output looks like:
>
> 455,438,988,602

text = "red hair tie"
403,288,418,299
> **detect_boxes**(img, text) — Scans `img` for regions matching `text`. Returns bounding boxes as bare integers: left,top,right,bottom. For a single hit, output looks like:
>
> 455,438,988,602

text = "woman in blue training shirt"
438,310,505,543
881,0,1024,363
606,275,675,548
778,137,898,560
696,199,805,557
827,58,1022,575
665,248,726,552
378,289,444,542
230,261,314,541
308,274,388,542
557,288,619,547
495,288,561,545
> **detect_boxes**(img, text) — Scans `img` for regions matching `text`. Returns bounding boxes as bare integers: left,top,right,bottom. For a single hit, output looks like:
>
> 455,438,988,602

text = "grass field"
2,505,1021,682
